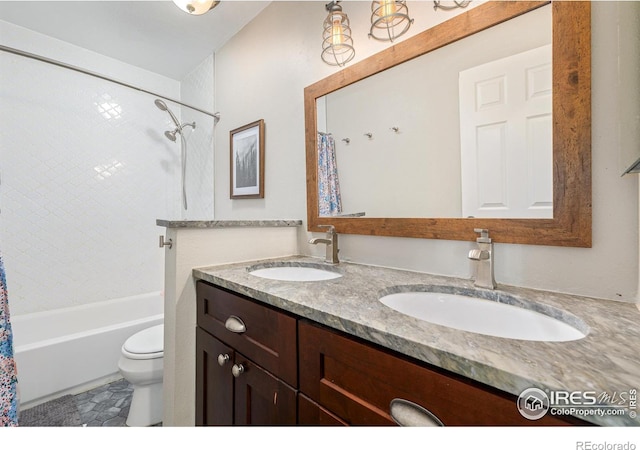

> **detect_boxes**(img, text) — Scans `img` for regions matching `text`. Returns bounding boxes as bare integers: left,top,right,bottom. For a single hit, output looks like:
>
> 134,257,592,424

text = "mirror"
319,5,552,219
305,1,591,247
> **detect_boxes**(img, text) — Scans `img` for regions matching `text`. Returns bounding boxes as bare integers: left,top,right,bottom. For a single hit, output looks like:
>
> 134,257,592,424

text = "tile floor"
21,378,163,427
73,378,141,427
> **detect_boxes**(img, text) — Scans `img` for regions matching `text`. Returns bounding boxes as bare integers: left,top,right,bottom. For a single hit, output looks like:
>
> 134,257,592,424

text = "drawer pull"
217,353,230,366
232,363,245,378
225,315,246,333
389,398,444,427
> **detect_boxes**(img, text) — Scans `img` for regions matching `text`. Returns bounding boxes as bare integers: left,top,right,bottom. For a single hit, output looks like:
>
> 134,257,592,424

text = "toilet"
118,324,164,427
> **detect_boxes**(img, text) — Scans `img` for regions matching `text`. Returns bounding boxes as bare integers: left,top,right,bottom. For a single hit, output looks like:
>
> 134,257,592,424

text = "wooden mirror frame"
305,1,591,247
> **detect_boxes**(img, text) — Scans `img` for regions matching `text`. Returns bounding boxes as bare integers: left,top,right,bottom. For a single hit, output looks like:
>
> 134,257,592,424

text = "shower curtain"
0,251,18,426
317,133,343,216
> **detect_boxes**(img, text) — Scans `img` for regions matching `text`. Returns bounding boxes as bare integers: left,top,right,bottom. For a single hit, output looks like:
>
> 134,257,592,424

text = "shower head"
154,98,180,128
154,99,168,111
164,129,178,142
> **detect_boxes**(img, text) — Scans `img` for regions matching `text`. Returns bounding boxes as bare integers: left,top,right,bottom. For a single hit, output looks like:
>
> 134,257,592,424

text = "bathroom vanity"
193,256,640,427
196,281,297,425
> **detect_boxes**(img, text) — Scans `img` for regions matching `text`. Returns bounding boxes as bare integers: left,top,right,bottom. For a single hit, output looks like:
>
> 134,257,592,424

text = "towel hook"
390,126,400,133
342,138,351,144
364,132,373,139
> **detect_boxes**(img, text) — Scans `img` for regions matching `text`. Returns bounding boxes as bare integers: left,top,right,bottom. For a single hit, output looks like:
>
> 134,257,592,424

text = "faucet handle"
473,228,491,243
318,224,336,233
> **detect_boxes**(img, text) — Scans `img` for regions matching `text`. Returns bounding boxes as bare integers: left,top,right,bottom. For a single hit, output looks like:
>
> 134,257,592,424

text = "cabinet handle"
217,353,230,366
231,363,245,378
224,315,247,333
389,398,444,427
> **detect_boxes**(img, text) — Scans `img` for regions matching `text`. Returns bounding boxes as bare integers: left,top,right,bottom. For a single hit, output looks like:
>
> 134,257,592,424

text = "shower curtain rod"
0,44,219,120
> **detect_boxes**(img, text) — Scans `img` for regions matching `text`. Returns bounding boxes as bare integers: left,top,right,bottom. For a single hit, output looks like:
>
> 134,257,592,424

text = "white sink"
379,290,586,342
248,264,342,282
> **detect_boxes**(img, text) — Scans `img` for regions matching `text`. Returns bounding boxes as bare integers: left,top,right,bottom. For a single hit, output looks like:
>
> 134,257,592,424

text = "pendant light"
321,1,356,67
172,0,220,16
369,0,413,42
433,1,471,11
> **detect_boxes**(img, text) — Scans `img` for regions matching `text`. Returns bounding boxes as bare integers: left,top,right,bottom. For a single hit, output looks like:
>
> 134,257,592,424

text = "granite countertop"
193,255,640,426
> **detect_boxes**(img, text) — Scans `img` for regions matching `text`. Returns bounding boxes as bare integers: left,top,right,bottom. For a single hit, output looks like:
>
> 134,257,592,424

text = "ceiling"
0,1,271,80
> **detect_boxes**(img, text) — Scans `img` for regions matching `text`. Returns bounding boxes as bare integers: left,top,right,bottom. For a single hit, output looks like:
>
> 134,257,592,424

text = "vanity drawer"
299,320,583,426
196,281,297,387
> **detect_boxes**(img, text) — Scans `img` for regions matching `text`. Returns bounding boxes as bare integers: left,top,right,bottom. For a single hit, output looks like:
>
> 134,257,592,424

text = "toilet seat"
122,324,164,360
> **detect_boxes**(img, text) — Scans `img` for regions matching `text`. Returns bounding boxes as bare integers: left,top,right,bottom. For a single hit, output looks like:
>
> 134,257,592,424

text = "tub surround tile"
156,219,303,228
193,256,640,426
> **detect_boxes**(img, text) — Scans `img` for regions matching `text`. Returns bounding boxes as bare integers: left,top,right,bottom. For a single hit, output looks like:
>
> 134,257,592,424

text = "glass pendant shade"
172,0,220,16
321,2,355,67
369,0,413,42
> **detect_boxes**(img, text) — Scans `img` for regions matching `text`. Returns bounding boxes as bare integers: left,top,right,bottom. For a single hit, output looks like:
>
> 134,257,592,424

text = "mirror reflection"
317,5,552,219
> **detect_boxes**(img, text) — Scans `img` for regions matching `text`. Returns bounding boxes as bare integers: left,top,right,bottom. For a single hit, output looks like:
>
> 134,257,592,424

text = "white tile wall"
0,46,211,315
180,54,215,220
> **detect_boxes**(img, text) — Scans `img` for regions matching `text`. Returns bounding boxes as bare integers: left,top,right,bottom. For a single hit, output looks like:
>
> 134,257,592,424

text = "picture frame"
230,119,265,199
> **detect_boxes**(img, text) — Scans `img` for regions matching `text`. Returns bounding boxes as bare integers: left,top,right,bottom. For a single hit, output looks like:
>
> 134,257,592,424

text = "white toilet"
118,323,164,427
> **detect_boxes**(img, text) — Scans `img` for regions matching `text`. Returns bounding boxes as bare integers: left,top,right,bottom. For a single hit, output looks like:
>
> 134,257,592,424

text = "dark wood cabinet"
196,280,588,427
195,282,297,426
298,393,348,426
233,353,297,425
298,320,585,426
196,281,297,387
196,327,234,425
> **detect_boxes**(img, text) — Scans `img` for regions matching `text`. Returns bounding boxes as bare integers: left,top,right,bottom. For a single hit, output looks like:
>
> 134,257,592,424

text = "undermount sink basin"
379,288,587,342
248,263,342,282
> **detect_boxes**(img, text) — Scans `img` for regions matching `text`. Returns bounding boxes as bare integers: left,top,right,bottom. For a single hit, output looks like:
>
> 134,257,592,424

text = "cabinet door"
298,393,348,426
299,320,395,426
233,353,297,425
196,328,234,426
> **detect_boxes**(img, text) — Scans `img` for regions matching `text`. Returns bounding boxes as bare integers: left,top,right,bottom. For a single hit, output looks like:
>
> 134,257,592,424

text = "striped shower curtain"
0,251,18,426
317,133,342,217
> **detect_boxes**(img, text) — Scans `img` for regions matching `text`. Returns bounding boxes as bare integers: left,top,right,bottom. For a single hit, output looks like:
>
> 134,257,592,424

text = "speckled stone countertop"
193,256,640,426
156,219,302,228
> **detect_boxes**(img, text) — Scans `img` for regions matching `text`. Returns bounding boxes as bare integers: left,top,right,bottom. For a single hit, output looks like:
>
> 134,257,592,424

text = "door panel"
234,353,297,425
460,44,553,218
196,328,233,426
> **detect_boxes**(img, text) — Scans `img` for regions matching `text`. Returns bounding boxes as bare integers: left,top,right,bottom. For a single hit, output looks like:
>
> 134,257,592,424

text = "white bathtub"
11,292,164,408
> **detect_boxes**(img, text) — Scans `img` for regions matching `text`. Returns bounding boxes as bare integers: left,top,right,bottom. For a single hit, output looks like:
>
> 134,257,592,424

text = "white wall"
0,20,208,315
214,1,639,303
180,54,215,220
616,1,640,174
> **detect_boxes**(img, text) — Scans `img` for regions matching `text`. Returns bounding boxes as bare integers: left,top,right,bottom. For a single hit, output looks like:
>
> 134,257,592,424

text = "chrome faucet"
468,228,496,289
309,225,339,264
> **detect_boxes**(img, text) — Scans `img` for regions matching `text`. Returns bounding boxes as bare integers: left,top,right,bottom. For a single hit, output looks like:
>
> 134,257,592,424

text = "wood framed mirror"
305,1,591,247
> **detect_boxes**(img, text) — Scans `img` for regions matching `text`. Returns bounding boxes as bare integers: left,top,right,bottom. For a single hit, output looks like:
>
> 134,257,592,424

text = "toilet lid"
123,324,164,356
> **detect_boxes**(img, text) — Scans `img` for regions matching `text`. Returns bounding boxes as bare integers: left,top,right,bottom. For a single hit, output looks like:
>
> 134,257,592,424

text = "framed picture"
230,119,265,199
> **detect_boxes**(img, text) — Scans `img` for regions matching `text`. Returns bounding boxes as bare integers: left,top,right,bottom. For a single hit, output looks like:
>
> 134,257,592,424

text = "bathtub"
11,292,164,408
